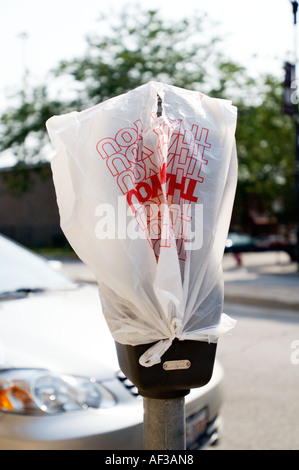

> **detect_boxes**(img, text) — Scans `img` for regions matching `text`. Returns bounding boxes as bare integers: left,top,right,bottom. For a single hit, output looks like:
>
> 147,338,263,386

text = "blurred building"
0,163,66,247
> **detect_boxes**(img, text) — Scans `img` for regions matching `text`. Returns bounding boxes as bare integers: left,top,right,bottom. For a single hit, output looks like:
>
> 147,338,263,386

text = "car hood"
0,284,119,380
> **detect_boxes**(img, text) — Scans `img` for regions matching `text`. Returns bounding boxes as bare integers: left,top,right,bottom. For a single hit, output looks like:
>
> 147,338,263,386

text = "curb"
224,294,299,312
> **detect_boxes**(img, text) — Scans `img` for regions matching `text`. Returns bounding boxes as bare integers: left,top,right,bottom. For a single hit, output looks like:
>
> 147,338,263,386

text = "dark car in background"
225,231,297,262
225,232,257,253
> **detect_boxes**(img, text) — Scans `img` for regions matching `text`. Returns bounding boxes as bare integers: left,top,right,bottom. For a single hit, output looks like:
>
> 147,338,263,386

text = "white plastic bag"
46,81,238,367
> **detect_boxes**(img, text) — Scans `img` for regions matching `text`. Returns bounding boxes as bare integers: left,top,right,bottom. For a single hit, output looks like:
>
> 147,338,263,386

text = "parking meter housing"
116,339,217,399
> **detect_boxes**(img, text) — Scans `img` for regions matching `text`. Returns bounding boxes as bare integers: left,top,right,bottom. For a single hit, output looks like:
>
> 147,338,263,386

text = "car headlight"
225,239,233,248
0,369,116,415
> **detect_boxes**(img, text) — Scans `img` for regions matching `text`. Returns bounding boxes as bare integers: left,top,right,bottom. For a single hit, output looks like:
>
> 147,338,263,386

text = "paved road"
58,251,299,311
212,302,299,450
223,251,299,311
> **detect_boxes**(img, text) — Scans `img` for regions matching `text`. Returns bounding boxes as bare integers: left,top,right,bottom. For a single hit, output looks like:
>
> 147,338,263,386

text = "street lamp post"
289,1,299,268
292,1,298,23
17,32,29,99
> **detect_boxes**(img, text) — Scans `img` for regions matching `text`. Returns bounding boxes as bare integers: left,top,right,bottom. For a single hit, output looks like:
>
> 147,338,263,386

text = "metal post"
294,113,299,268
143,397,186,450
294,4,299,269
288,1,299,268
292,1,299,269
17,32,29,96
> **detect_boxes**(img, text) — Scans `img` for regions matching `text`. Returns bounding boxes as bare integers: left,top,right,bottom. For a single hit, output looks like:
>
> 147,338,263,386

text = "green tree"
0,86,65,165
0,4,295,228
55,6,234,106
0,5,245,166
235,75,295,227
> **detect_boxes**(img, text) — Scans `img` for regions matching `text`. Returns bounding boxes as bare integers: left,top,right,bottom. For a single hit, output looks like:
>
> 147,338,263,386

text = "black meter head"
115,339,217,399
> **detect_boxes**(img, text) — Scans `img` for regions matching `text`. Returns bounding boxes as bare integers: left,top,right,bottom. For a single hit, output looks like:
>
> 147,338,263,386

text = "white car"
0,234,223,450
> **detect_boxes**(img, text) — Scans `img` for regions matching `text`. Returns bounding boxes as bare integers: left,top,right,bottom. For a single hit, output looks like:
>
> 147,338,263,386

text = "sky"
0,0,297,110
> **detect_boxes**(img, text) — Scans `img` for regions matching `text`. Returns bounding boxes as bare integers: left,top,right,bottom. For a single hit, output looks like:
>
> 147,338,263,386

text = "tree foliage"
55,7,222,105
235,76,296,225
1,86,65,164
0,5,296,225
0,6,253,163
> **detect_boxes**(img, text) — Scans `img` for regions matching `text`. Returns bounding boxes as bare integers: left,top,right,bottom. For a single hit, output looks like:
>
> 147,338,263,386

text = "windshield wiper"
0,287,46,299
15,288,45,294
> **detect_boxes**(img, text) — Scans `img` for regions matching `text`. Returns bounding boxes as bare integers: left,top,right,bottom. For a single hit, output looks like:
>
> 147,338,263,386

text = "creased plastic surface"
46,82,238,367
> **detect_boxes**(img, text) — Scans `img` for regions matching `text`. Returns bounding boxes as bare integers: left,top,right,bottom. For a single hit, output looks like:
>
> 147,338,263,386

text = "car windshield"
0,234,73,295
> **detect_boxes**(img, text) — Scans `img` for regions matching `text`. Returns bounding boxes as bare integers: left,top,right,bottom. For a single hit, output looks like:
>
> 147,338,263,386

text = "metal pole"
294,114,299,268
143,397,186,450
291,2,299,268
17,32,29,96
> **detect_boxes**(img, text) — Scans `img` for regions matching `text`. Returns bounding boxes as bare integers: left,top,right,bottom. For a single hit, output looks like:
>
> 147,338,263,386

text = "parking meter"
116,339,217,398
47,81,238,448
